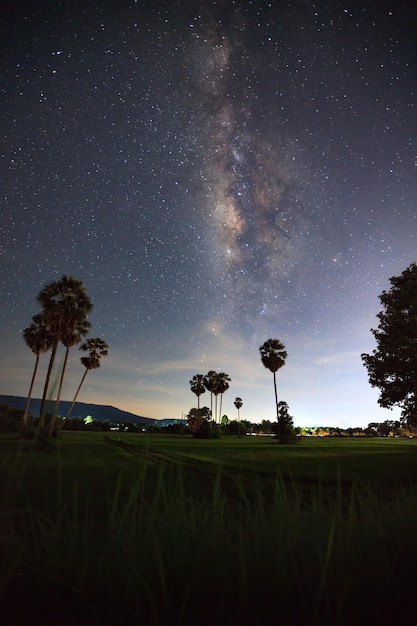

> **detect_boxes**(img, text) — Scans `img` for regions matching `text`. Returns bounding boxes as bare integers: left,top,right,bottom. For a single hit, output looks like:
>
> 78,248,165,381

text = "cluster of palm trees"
189,371,232,423
22,275,108,438
190,339,291,436
189,339,288,433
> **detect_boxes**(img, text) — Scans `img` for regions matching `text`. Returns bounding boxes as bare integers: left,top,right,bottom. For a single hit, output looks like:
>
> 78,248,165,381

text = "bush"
193,420,221,439
61,417,85,431
0,405,24,433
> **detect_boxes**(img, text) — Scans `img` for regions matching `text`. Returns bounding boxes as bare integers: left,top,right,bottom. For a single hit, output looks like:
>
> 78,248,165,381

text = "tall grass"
1,442,417,625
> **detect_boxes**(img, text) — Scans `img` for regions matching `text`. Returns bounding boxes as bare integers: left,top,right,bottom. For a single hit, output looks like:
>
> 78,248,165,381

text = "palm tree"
22,314,54,434
234,397,243,420
217,372,231,424
50,316,91,435
203,370,218,421
64,337,109,419
234,397,243,437
259,338,287,433
36,275,92,432
189,374,206,411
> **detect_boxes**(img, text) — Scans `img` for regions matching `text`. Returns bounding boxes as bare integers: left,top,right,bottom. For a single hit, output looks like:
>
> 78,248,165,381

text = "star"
0,0,416,426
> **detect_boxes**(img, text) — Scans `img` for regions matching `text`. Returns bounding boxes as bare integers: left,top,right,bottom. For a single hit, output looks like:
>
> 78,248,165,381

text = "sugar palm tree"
259,338,287,425
234,397,243,437
189,374,206,411
22,313,54,434
203,370,218,421
36,275,92,432
50,316,91,435
217,372,231,424
64,337,108,419
234,397,243,420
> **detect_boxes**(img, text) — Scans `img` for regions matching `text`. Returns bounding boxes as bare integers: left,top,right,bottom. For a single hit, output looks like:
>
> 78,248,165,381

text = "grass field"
1,432,417,625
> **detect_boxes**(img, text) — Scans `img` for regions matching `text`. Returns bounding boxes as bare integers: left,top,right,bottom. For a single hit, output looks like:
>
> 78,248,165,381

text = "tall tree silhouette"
36,275,92,433
217,372,231,423
259,339,287,440
203,370,218,421
234,397,243,420
362,262,417,425
234,396,243,437
50,316,91,435
64,337,108,419
22,313,54,434
189,374,206,411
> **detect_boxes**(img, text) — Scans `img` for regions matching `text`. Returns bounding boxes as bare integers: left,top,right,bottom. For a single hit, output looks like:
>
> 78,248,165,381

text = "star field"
1,0,416,426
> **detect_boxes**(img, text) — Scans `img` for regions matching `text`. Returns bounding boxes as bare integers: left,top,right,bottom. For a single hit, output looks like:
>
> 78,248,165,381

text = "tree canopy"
259,338,287,374
189,374,206,410
361,262,417,425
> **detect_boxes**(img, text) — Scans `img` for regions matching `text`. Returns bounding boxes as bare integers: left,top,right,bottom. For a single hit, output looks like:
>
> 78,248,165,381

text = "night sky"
1,0,416,427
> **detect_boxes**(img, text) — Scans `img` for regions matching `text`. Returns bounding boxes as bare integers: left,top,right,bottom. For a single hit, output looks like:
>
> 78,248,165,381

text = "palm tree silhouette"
22,313,54,434
234,397,243,420
64,337,108,419
203,370,218,421
189,374,206,411
217,372,231,424
234,396,243,436
36,275,92,432
50,316,91,435
259,338,287,431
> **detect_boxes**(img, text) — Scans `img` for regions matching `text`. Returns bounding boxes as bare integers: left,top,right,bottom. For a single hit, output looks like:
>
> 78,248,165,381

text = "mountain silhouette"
0,394,158,425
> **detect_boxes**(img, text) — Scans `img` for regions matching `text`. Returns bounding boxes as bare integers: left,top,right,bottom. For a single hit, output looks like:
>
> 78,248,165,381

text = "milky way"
1,0,416,425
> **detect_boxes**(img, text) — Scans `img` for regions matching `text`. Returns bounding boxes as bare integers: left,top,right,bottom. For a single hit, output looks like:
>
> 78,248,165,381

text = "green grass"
100,432,417,491
1,433,417,625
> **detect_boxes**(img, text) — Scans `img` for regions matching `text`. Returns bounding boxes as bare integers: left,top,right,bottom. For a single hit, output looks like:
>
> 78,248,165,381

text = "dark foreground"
1,433,417,625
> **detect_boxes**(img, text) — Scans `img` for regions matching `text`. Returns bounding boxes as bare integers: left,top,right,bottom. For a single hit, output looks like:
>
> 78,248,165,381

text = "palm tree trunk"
273,371,283,441
274,372,279,420
50,345,70,436
23,354,40,434
219,393,223,424
273,370,279,419
39,340,59,430
65,368,88,419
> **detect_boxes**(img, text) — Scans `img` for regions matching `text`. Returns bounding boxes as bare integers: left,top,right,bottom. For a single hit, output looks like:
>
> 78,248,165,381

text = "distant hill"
0,395,183,426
